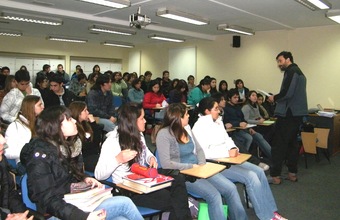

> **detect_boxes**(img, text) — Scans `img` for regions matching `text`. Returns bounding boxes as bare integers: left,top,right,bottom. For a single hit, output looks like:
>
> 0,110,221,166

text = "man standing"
268,51,308,184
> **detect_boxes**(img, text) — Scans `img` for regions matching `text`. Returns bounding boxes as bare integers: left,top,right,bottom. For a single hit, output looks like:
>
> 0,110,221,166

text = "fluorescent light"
80,0,130,8
48,36,87,43
0,11,62,26
294,0,331,10
89,25,136,35
0,30,22,37
326,10,340,24
156,9,209,25
102,41,134,48
148,34,185,43
218,24,254,36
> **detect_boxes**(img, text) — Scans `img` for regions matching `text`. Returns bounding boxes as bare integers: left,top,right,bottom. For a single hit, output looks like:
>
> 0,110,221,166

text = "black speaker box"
232,36,241,48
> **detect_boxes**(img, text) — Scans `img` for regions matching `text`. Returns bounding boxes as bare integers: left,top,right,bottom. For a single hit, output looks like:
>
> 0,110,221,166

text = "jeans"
186,173,247,220
235,130,272,159
94,196,143,220
98,118,116,132
222,162,277,220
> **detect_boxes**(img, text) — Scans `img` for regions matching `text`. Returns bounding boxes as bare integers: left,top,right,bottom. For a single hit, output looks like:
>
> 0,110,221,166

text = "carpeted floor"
146,134,340,220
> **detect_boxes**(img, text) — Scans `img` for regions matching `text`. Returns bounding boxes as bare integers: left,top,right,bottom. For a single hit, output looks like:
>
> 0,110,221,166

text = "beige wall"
1,25,339,109
133,25,340,109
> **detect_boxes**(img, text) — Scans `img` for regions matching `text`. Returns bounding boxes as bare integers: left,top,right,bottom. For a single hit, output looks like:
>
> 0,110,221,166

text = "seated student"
143,79,166,109
224,89,272,161
187,78,211,107
257,93,270,120
20,106,143,220
34,74,49,101
218,80,229,100
0,75,16,105
86,74,117,132
86,72,99,94
211,93,265,168
127,78,144,104
69,101,102,172
95,103,191,220
242,90,266,125
143,80,167,120
5,96,44,174
0,134,37,220
0,70,42,123
168,80,188,104
242,91,275,144
68,73,87,97
234,79,249,105
43,74,79,108
111,71,128,102
156,103,246,220
192,97,287,220
209,77,218,95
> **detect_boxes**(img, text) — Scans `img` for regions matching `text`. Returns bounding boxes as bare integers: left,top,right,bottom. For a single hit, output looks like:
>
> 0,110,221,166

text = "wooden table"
180,162,226,179
210,153,251,165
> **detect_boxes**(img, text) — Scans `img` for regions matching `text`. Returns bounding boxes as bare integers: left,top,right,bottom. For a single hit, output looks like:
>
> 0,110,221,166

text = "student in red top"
143,80,166,109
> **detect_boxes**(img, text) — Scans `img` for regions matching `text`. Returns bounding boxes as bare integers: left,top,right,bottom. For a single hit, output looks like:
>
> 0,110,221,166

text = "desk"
180,162,226,179
211,153,251,165
308,114,340,155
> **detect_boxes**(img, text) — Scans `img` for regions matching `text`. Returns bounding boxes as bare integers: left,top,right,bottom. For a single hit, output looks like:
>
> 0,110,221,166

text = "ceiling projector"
129,7,151,29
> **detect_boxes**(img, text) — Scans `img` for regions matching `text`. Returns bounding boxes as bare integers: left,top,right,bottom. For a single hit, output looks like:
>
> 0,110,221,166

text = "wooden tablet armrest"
205,159,232,168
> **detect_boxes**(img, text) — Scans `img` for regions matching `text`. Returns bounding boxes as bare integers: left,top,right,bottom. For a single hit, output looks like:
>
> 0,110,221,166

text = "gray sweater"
156,125,206,170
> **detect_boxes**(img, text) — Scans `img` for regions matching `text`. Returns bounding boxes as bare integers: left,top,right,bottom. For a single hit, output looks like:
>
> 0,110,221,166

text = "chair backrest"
301,132,317,154
21,174,37,210
154,150,162,169
314,128,330,149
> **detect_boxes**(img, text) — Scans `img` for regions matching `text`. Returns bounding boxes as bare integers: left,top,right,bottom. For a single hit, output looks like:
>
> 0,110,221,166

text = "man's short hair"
144,71,152,77
276,51,294,63
49,73,63,84
43,64,51,71
1,66,10,73
15,69,30,82
228,88,239,99
199,78,211,86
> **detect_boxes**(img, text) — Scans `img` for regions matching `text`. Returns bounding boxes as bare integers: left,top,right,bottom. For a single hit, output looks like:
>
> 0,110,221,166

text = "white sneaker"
258,162,270,171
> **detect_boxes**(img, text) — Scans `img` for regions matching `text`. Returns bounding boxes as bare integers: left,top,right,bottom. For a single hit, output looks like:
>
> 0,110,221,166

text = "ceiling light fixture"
79,0,130,9
326,10,340,24
102,41,134,48
148,34,185,43
48,36,87,43
0,30,22,37
89,25,136,35
0,11,62,26
156,8,209,25
294,0,331,11
217,24,254,36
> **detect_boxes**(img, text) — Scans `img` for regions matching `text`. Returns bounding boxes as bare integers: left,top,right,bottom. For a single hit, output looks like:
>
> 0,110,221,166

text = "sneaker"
271,212,288,220
243,190,253,208
258,162,270,171
286,172,298,182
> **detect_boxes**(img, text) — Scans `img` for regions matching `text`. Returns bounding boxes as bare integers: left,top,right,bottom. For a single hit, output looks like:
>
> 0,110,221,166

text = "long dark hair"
117,103,143,166
69,101,93,142
162,103,188,144
35,106,85,180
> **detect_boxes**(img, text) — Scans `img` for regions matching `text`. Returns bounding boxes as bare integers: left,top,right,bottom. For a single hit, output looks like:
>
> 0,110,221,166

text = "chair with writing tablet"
84,170,163,219
301,128,331,168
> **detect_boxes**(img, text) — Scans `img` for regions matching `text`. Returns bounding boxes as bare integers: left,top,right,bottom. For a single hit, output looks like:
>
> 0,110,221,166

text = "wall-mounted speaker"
232,35,241,48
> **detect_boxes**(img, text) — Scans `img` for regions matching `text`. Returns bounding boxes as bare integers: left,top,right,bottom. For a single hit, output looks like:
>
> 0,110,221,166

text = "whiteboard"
169,47,196,80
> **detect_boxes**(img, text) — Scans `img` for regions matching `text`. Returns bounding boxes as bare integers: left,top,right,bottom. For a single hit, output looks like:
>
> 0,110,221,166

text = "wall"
133,25,340,109
0,36,130,74
1,25,339,109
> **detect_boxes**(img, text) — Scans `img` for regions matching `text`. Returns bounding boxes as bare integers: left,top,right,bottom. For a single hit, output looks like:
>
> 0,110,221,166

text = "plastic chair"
21,174,37,210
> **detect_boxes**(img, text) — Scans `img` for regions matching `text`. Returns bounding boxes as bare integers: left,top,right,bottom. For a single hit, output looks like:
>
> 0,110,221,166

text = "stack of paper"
317,111,336,118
